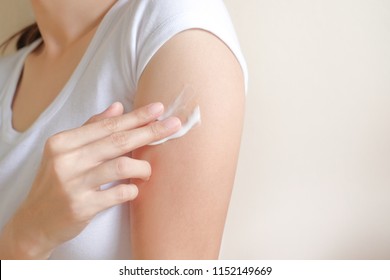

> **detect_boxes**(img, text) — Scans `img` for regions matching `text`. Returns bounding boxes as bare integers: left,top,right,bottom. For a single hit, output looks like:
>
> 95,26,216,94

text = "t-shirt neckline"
1,0,125,143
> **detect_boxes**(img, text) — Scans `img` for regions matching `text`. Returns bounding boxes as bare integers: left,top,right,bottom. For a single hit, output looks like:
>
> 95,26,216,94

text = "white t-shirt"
0,0,247,259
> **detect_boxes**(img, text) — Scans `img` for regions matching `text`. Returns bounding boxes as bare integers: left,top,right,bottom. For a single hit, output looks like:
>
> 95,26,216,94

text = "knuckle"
51,154,69,183
50,150,82,184
66,193,94,222
102,117,119,132
110,131,128,149
51,156,64,173
61,192,81,220
149,123,164,139
67,201,89,222
115,157,130,177
66,201,82,221
45,133,65,154
134,106,151,123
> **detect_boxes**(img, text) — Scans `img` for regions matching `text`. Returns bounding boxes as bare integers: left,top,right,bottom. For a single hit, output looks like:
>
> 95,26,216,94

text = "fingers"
94,184,139,212
84,102,124,125
83,117,181,163
82,157,151,187
57,102,165,151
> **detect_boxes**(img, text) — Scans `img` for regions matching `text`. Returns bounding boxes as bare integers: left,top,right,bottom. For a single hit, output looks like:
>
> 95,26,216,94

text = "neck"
30,0,117,54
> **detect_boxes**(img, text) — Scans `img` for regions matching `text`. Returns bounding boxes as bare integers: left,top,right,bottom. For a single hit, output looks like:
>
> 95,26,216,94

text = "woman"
0,0,247,259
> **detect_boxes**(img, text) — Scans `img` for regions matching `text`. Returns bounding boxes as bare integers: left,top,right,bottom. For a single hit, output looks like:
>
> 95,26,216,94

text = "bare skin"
12,0,118,132
0,102,181,259
0,0,245,259
131,30,245,259
0,0,182,259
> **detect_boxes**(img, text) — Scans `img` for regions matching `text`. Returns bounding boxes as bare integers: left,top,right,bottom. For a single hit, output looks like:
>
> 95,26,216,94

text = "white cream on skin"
149,86,201,146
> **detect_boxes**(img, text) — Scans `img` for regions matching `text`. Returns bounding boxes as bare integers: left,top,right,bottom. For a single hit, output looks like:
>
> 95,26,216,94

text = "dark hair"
0,23,41,53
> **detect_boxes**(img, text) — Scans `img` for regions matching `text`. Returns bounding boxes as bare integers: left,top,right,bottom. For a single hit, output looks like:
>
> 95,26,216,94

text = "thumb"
83,102,124,125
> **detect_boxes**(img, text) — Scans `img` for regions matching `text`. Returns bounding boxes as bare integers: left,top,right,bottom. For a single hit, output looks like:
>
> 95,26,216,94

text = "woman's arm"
130,30,245,259
0,103,181,259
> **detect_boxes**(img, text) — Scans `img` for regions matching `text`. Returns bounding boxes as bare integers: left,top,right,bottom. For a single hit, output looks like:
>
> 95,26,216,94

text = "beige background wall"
1,0,390,259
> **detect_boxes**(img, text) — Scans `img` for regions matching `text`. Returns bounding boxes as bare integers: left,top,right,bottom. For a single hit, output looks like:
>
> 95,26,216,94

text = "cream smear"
149,86,201,146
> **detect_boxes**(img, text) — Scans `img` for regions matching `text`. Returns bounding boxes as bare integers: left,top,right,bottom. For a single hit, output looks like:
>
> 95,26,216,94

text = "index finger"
56,102,164,151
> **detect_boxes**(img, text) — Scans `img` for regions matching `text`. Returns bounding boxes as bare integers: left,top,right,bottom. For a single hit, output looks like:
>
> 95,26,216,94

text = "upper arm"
130,29,245,259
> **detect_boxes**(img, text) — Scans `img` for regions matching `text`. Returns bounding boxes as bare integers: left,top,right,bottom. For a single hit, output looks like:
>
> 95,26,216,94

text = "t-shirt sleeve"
124,0,248,92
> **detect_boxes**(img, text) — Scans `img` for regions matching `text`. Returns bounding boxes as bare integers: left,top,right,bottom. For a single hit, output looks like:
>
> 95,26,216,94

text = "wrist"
1,215,53,260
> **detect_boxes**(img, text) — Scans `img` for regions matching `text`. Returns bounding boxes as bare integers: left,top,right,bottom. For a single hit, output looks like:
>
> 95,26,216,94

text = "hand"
4,102,181,259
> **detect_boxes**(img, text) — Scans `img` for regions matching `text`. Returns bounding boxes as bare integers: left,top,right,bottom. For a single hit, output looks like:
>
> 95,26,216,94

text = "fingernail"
128,185,139,199
162,117,181,129
148,102,164,116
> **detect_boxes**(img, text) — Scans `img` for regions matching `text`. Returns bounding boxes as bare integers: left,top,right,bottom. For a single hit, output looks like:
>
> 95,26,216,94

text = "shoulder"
117,0,247,90
129,0,241,51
